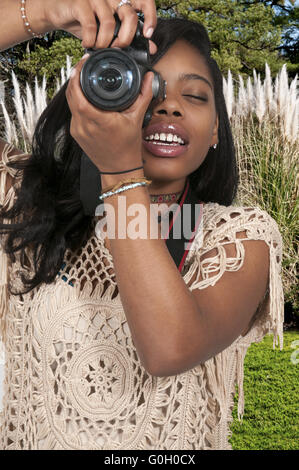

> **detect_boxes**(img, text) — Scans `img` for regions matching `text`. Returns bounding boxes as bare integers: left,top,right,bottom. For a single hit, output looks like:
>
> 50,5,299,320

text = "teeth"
145,133,185,144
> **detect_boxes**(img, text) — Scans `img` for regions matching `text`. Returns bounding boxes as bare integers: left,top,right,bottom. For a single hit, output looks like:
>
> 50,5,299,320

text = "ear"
211,114,219,147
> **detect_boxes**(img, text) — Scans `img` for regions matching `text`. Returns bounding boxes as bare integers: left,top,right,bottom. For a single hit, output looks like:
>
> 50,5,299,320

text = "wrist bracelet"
20,0,44,39
99,181,150,201
101,177,151,195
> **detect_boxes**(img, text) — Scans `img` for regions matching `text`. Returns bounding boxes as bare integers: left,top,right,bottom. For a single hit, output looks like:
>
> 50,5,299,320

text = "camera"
80,13,166,128
79,13,166,216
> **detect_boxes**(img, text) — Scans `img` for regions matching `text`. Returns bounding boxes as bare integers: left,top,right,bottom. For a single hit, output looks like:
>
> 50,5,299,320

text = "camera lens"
89,58,134,100
98,68,122,91
80,49,141,111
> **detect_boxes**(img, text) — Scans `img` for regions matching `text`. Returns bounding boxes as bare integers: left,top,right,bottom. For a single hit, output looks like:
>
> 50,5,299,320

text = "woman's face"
142,39,219,189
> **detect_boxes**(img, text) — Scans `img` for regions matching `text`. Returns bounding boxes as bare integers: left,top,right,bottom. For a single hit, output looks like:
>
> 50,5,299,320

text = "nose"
152,89,184,117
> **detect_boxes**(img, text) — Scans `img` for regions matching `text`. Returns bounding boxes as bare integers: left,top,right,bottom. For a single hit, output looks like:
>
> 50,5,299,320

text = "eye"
183,95,208,102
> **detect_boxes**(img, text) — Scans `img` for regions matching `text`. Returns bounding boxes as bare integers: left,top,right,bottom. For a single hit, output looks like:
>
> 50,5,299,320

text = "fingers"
110,6,138,48
112,0,157,45
73,2,100,49
139,0,157,39
73,0,157,50
148,40,157,55
141,71,154,103
66,54,93,115
88,0,157,49
128,71,154,116
91,0,116,49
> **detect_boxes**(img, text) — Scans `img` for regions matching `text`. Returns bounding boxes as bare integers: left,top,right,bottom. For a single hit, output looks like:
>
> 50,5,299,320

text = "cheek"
190,148,209,169
192,123,214,151
192,113,217,149
197,112,216,135
187,129,214,171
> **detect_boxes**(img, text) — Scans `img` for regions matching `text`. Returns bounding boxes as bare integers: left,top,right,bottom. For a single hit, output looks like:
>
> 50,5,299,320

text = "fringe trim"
182,204,285,433
0,143,27,350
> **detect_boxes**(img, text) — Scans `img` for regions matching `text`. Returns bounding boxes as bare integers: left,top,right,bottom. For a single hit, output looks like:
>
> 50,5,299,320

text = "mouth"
142,139,189,158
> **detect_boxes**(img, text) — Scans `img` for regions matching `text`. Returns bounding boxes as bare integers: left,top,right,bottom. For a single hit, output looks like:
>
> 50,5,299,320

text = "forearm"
0,0,52,51
99,170,201,375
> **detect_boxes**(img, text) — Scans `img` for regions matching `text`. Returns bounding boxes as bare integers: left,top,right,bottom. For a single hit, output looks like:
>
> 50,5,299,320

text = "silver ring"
117,0,133,11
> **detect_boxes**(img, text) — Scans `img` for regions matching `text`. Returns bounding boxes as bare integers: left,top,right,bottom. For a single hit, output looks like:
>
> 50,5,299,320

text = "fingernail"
144,27,154,39
82,53,90,60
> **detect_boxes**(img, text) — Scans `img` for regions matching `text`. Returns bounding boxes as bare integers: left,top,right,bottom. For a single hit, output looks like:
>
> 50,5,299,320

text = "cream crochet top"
0,143,284,450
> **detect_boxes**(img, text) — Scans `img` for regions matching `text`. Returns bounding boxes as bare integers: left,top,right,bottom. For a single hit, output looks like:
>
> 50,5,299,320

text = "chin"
143,155,186,174
144,167,181,184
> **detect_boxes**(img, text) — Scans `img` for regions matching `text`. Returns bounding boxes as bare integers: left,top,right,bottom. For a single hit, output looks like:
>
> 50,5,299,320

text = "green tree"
16,35,84,100
235,1,298,74
1,0,297,104
0,31,84,126
270,0,299,72
156,0,294,77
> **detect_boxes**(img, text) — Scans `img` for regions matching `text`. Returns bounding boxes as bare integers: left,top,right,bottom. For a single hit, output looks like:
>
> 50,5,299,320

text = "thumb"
139,71,154,108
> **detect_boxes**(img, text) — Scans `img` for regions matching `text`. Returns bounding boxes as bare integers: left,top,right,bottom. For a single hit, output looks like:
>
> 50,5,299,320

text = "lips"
142,122,190,158
143,140,189,157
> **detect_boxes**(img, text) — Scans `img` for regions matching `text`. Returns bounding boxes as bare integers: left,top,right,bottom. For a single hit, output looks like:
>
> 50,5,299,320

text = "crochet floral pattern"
0,143,284,450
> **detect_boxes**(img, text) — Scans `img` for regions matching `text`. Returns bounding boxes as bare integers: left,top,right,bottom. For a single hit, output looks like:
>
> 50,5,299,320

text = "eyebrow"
178,73,213,90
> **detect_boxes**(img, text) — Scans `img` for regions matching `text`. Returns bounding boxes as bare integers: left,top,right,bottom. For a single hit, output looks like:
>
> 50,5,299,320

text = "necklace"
149,190,183,223
149,190,182,204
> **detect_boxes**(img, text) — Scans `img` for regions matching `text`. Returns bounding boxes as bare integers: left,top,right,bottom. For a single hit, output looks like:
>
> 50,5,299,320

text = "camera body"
80,13,166,128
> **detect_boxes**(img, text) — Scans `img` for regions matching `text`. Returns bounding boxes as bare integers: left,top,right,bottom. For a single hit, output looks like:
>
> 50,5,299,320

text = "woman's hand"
65,54,154,173
43,0,157,54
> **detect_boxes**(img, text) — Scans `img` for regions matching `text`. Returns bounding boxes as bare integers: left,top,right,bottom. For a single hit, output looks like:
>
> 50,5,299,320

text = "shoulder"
182,202,284,361
0,137,23,167
186,202,284,344
0,137,25,163
185,201,283,291
203,201,279,229
0,137,9,160
201,201,282,253
0,138,27,195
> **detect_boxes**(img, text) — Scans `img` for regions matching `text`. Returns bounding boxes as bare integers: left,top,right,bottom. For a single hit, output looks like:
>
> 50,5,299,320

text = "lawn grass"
229,330,299,450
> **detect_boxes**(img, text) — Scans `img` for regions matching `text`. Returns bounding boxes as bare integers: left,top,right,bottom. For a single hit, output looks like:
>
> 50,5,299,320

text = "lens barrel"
80,49,143,111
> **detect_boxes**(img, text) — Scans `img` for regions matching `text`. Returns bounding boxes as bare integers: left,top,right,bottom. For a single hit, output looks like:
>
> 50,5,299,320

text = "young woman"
0,0,284,450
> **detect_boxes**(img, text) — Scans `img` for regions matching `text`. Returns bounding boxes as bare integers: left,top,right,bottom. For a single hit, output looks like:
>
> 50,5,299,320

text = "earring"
213,144,217,149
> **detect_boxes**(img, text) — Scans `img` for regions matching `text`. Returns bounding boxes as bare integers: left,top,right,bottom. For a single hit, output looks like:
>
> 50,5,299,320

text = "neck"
148,177,187,198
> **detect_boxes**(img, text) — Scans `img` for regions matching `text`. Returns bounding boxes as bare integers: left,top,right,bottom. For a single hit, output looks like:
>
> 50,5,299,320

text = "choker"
149,191,183,223
149,191,182,204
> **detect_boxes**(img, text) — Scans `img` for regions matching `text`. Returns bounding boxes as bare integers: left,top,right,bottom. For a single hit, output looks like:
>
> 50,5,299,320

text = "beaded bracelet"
99,181,150,201
101,177,152,195
20,0,44,39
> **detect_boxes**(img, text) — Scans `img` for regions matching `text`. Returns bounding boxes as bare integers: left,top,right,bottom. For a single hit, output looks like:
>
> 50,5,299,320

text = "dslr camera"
79,13,166,216
80,13,166,128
